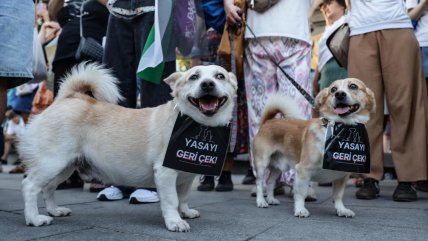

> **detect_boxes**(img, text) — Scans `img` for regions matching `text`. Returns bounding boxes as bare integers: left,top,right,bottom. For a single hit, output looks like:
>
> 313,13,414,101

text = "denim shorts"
0,0,35,88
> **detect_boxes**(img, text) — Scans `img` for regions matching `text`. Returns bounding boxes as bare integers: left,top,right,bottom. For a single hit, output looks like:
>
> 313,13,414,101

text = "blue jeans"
0,0,34,88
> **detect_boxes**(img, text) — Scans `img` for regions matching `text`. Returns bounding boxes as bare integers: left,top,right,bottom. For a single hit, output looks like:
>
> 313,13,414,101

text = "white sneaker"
97,186,124,201
129,189,159,204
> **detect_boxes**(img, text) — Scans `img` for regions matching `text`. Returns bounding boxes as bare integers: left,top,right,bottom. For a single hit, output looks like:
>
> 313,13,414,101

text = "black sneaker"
415,180,428,192
393,182,417,202
197,176,214,191
215,171,234,192
242,168,256,185
355,178,380,200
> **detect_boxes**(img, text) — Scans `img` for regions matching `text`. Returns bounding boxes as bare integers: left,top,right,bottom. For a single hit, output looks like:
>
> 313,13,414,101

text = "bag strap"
79,1,87,38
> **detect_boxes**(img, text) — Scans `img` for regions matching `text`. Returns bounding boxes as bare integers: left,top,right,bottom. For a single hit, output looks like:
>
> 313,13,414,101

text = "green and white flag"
137,0,174,84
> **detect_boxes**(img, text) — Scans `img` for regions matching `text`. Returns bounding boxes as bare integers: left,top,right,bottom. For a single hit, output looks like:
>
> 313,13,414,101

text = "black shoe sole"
197,186,214,191
355,193,379,200
97,194,116,201
215,185,233,192
393,197,417,202
129,197,159,204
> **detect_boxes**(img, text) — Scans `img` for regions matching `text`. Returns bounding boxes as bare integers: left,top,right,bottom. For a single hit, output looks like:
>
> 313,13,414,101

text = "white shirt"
245,0,313,44
406,0,428,47
5,118,25,137
349,0,412,36
318,16,346,71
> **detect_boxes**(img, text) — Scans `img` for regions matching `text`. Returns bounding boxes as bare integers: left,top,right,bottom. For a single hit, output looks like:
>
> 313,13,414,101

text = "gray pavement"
0,164,427,241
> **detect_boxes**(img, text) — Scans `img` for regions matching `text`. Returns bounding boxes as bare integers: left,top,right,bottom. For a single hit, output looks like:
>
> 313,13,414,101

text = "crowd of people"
0,0,427,207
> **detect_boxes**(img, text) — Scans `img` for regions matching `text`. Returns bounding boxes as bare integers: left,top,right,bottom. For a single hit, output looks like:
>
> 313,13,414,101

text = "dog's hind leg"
332,175,355,218
293,165,311,217
22,158,72,226
265,167,281,206
154,166,191,232
43,166,75,217
177,179,200,219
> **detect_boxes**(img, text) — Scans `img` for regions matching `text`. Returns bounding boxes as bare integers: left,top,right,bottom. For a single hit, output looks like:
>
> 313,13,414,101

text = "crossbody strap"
79,1,86,38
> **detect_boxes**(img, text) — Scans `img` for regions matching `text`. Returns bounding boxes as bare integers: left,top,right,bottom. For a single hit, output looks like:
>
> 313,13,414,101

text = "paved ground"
0,164,427,241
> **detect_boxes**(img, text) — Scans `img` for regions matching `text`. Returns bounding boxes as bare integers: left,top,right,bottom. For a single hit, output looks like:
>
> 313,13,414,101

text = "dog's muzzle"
188,95,228,116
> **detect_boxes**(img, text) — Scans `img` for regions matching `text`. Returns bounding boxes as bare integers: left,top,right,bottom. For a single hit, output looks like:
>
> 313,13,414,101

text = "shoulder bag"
326,23,350,69
246,0,279,13
75,1,104,62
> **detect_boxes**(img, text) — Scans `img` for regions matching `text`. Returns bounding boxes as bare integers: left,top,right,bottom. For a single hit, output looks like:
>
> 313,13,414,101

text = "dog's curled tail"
56,62,124,104
260,94,305,125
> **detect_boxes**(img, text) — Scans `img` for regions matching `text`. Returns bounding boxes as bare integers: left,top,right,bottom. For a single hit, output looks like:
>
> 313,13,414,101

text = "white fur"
19,63,237,232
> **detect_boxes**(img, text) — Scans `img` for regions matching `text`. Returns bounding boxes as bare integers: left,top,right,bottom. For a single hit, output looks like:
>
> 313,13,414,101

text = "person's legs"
103,15,139,108
0,80,7,171
348,32,384,199
380,29,428,201
276,37,312,120
52,58,79,97
244,37,279,153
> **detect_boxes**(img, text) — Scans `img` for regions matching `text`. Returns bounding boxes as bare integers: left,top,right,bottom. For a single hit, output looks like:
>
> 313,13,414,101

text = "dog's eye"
189,74,199,81
330,87,337,93
215,73,225,80
349,84,358,90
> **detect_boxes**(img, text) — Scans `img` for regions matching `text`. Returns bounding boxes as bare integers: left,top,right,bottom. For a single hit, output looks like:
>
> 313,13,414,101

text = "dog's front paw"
266,197,280,205
26,215,53,226
166,218,191,232
181,209,200,219
294,208,310,218
48,207,71,217
256,198,269,208
337,208,355,218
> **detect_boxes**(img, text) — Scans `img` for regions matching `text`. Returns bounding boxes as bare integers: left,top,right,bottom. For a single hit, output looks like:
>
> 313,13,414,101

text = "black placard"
322,122,370,173
163,114,231,176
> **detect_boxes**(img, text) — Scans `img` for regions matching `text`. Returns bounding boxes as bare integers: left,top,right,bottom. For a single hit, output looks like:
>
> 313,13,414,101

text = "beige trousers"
348,28,428,182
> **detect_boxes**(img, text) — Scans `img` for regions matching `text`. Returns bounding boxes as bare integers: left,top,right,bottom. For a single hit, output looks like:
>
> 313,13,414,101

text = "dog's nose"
335,91,347,100
201,80,215,92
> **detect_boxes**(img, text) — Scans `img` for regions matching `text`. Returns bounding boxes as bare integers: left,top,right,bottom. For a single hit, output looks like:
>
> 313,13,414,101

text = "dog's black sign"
163,114,231,176
323,122,370,173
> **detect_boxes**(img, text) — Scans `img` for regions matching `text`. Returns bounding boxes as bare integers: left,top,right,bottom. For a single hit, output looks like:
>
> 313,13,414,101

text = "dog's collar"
320,117,329,127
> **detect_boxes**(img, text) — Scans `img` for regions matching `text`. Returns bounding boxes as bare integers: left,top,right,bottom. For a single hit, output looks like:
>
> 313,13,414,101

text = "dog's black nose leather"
201,80,215,92
335,91,347,100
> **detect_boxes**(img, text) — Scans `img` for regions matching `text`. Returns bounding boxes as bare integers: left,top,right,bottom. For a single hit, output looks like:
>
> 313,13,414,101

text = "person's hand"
224,0,243,26
38,21,61,44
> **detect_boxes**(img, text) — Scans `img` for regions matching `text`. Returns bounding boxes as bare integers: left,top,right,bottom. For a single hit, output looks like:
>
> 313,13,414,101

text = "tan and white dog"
253,78,375,217
18,63,237,232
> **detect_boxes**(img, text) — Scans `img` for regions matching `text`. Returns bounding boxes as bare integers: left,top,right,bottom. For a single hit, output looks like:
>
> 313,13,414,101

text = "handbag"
246,0,279,13
326,23,350,69
75,2,104,62
32,28,48,83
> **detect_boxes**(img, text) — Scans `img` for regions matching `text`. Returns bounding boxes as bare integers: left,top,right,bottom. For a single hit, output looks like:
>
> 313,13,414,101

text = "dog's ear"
365,87,376,114
228,72,238,91
164,72,184,89
314,88,329,110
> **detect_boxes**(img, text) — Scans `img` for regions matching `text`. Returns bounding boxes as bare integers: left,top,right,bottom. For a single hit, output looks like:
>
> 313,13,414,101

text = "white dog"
18,63,237,232
253,78,375,218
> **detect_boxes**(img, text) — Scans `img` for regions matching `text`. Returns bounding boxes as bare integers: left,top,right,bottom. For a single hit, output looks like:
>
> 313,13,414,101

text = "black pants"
103,12,175,108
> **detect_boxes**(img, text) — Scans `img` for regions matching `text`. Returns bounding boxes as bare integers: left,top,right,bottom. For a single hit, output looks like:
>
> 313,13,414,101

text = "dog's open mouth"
334,103,360,117
188,95,228,116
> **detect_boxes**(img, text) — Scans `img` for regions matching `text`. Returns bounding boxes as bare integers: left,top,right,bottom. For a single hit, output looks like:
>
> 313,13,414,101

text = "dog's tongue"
199,99,218,111
334,106,350,114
